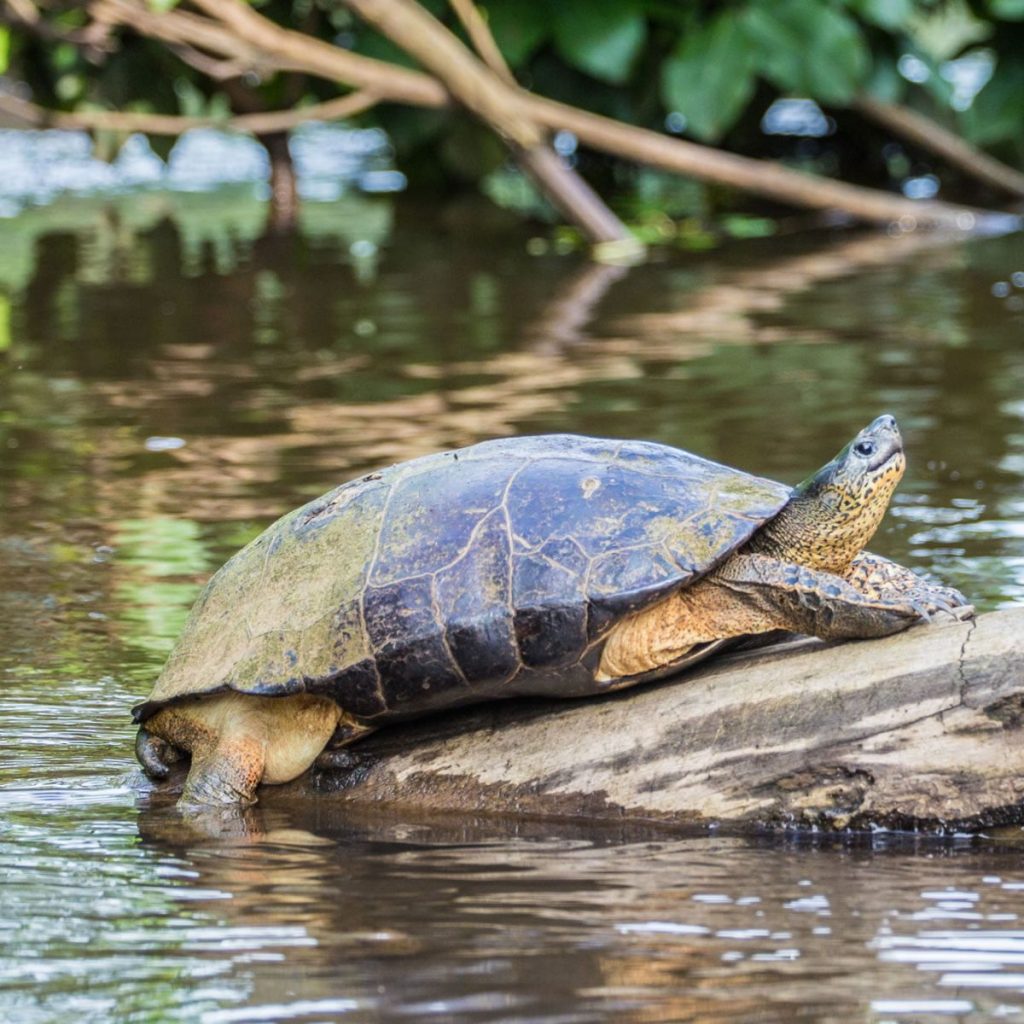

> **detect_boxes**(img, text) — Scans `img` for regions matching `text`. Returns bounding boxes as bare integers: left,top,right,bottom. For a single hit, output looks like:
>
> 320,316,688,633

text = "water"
0,124,399,216
3,173,1024,1021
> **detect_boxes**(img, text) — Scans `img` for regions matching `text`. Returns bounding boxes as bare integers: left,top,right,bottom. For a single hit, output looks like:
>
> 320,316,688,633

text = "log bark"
296,608,1024,832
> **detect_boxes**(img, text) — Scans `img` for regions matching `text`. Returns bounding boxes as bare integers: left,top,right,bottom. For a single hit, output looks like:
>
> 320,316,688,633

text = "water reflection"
5,201,1022,603
3,191,1024,1021
123,803,1024,1023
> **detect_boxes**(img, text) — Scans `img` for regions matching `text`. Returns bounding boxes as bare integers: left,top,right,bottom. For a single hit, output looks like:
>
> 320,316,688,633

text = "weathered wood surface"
292,608,1024,831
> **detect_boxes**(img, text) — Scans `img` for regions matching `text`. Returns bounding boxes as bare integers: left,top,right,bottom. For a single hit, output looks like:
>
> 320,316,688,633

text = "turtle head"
760,415,906,573
800,414,905,503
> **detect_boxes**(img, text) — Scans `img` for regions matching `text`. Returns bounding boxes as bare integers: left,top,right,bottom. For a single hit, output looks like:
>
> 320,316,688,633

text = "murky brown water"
3,184,1024,1022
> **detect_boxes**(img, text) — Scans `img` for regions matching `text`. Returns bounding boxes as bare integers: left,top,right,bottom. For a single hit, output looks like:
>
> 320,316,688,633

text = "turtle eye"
854,440,876,458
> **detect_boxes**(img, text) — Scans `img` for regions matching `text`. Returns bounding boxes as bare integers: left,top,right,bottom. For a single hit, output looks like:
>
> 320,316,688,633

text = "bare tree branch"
343,0,639,253
442,0,640,256
525,94,992,229
854,94,1024,200
165,41,249,81
2,0,115,52
66,0,1014,231
179,0,448,106
447,0,515,86
0,89,378,136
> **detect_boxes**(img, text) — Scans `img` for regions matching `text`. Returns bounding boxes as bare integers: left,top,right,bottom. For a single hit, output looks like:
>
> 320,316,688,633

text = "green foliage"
989,0,1024,16
661,0,871,140
905,0,991,59
0,295,9,352
551,0,647,84
743,0,869,104
482,0,550,66
4,0,1024,212
662,15,757,142
847,0,914,31
962,50,1024,148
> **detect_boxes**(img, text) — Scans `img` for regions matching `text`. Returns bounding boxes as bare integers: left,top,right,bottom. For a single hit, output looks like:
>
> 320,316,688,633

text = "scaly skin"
598,415,970,681
141,692,346,808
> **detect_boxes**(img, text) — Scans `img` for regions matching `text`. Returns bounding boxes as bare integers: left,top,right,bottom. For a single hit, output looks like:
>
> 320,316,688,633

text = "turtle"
134,414,969,808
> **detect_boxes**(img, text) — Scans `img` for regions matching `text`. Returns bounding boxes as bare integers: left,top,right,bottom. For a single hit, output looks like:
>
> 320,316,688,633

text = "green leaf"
661,14,757,141
173,76,207,119
906,0,991,60
551,0,646,85
961,54,1024,145
0,27,9,75
743,0,869,105
482,1,551,68
147,0,181,10
352,27,420,71
0,294,10,352
847,0,914,31
863,53,905,103
989,0,1024,19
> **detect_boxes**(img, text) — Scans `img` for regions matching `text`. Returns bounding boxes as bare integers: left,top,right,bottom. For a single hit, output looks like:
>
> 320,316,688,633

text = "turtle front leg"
846,551,972,618
714,552,953,641
598,551,956,682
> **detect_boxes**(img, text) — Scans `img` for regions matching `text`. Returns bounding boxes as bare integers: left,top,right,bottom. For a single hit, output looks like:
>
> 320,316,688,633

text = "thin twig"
166,41,249,81
344,0,638,251
0,90,378,135
73,0,1010,229
2,0,115,51
182,0,447,106
447,0,515,85
854,94,1024,200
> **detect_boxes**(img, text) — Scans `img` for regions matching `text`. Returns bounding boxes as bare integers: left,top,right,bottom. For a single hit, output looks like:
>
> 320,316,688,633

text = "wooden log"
295,608,1024,832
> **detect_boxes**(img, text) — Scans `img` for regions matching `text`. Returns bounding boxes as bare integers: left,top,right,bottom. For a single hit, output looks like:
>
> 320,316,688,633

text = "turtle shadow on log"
291,610,1024,836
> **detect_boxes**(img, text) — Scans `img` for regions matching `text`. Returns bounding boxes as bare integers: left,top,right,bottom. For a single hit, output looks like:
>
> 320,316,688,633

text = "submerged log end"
291,608,1024,833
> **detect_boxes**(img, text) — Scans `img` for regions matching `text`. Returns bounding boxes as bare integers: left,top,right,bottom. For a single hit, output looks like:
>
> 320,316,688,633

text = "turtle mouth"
870,445,904,472
859,413,904,472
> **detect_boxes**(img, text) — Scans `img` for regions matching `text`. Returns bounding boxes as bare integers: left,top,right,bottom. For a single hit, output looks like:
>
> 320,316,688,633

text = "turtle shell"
134,435,790,724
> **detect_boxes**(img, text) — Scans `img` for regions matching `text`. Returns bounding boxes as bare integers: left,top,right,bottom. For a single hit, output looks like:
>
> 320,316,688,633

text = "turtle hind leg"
135,726,184,780
142,700,267,808
181,733,266,809
142,693,343,809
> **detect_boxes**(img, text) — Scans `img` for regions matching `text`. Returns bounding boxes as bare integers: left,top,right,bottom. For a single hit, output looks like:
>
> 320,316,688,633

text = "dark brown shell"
134,435,790,724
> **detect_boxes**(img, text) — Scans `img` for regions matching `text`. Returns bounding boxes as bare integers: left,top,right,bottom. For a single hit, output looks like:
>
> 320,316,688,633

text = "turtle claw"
911,601,933,623
908,586,973,625
135,727,184,780
314,747,362,771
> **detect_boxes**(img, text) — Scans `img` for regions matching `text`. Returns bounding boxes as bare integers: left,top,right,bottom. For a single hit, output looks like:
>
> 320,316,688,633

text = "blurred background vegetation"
1,0,1023,239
